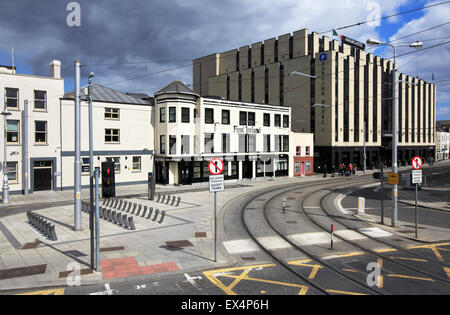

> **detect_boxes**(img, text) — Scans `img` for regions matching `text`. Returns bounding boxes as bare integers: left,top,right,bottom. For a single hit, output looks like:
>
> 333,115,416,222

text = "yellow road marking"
444,267,450,279
407,243,450,262
386,274,435,282
17,288,65,295
342,269,358,273
203,263,312,295
338,252,366,258
390,256,428,263
326,289,368,296
375,249,397,253
377,259,384,288
288,260,323,279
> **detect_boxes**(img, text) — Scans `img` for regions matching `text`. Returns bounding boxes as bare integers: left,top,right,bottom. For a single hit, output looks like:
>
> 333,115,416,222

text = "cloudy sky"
0,0,449,118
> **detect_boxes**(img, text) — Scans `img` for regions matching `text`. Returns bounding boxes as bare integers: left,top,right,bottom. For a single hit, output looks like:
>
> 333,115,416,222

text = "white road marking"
256,236,292,250
136,284,147,290
183,273,202,286
89,283,117,295
223,239,259,254
358,227,393,238
288,232,331,245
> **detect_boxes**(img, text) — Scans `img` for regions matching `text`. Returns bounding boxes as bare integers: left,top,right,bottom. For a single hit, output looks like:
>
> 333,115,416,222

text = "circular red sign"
412,156,423,170
208,158,224,175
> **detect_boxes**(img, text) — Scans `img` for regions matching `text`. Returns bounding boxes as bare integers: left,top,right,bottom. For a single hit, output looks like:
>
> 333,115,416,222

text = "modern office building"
193,28,437,170
154,80,295,185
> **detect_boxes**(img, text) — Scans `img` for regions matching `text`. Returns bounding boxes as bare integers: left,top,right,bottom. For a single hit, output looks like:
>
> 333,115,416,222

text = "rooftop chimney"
49,60,61,79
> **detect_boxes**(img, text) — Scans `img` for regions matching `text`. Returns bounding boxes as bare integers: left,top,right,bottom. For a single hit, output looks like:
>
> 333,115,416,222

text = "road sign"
388,172,399,185
412,156,423,170
412,170,422,184
209,175,224,193
208,158,224,175
319,53,327,61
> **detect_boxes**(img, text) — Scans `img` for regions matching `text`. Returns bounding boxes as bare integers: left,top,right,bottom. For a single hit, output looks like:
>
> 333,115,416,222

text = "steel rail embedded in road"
239,176,384,295
299,185,450,285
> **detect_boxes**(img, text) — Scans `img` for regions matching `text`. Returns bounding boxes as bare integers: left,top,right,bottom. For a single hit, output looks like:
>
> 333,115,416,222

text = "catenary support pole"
392,47,399,228
74,60,82,231
88,73,94,268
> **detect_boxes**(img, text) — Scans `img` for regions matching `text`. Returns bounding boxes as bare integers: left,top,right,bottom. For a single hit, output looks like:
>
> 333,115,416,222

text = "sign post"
209,158,225,262
412,157,423,239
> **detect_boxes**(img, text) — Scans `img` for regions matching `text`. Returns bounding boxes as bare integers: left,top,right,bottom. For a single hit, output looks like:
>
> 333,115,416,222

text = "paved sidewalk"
397,185,450,212
0,174,332,292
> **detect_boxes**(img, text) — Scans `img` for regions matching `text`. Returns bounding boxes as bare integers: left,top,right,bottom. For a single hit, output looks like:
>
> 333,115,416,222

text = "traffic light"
101,162,116,198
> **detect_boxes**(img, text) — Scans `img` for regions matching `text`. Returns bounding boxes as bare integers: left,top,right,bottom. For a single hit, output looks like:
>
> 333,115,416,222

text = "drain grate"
165,240,194,248
286,221,298,224
100,246,125,253
64,250,87,258
0,264,47,280
195,232,207,238
241,256,256,261
59,268,93,278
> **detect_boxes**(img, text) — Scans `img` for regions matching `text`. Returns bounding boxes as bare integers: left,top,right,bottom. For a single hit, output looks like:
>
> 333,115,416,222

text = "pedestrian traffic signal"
101,162,116,198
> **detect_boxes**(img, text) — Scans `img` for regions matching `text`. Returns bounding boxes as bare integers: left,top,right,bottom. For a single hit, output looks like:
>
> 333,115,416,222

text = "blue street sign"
319,53,327,62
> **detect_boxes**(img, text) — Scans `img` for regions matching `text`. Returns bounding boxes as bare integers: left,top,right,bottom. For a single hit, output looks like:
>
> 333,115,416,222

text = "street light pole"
74,60,82,230
367,39,423,228
88,72,95,269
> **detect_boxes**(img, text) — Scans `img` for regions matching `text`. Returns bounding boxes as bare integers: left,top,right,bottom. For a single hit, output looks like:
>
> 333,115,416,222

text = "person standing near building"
349,164,353,176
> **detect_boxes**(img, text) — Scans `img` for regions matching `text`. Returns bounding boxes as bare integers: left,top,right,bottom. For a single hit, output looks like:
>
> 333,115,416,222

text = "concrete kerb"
334,183,450,244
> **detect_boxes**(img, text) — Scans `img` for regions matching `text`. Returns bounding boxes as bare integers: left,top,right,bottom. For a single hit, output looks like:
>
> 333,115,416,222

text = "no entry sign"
208,158,224,175
412,157,423,170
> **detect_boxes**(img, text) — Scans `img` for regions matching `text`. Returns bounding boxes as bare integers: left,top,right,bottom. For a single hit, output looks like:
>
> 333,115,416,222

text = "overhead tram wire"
318,1,450,35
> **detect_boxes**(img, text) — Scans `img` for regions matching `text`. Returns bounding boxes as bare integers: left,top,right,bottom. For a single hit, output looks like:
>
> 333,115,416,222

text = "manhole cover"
287,198,296,201
100,246,125,252
241,257,256,261
286,221,298,224
64,250,87,257
165,240,194,248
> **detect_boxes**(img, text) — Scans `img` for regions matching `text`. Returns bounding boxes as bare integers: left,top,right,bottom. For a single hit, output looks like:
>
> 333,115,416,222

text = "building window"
264,135,271,152
222,134,230,153
205,108,214,124
248,134,256,152
264,113,270,127
295,162,300,174
305,146,311,156
222,110,230,125
106,157,121,173
169,107,176,123
6,162,18,182
160,107,166,123
6,120,19,144
181,135,190,154
105,108,120,120
5,88,18,109
283,115,289,128
239,134,246,153
169,135,177,155
35,121,48,144
239,111,247,126
34,90,47,111
306,161,312,173
105,129,120,143
82,158,90,173
160,135,166,154
182,108,190,123
296,146,301,156
132,156,141,172
204,133,214,153
248,112,255,126
282,135,289,152
275,114,281,127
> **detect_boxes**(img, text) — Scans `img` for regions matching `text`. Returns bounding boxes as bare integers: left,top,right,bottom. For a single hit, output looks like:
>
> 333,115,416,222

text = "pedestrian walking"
349,163,353,176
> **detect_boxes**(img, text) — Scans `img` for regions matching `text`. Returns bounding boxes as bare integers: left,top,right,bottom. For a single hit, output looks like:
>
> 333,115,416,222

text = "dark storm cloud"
0,0,244,93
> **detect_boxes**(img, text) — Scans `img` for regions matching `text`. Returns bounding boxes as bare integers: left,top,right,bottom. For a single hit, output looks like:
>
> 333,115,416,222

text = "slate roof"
64,83,152,105
154,80,198,97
